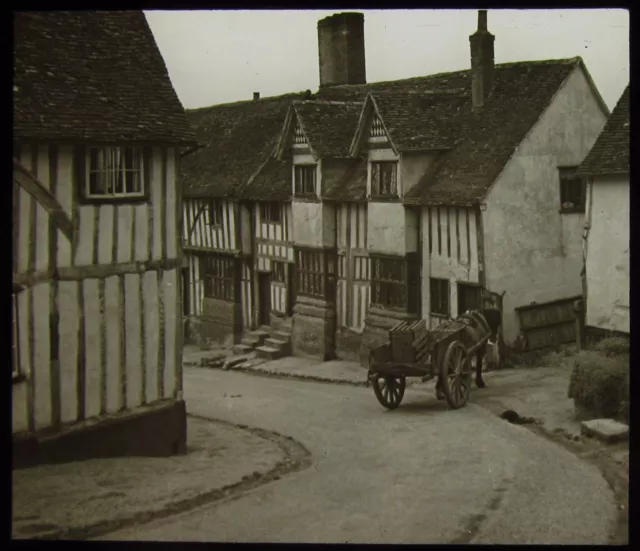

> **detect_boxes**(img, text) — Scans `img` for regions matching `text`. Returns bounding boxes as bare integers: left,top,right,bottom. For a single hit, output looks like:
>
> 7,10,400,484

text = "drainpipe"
582,176,594,305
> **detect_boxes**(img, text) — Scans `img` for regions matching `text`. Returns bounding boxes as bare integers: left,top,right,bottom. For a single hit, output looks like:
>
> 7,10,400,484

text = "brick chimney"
469,10,495,109
317,12,366,88
253,92,260,101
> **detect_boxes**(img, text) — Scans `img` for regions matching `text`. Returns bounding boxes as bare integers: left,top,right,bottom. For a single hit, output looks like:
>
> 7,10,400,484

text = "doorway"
286,263,296,317
181,267,190,340
258,272,272,327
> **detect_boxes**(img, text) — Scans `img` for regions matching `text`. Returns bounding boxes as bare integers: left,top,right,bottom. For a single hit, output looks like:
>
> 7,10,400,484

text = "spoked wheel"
371,374,406,410
439,340,472,409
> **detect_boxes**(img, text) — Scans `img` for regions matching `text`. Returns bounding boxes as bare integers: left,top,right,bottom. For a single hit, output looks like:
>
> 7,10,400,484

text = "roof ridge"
293,99,364,105
186,91,307,112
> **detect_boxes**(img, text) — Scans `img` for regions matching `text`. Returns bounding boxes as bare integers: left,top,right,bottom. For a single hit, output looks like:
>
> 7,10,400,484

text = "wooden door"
287,263,296,317
258,273,272,327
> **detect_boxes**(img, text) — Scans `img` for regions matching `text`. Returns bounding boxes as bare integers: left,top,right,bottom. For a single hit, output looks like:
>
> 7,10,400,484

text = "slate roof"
183,56,606,205
577,85,629,177
182,92,306,198
13,11,195,145
291,100,364,158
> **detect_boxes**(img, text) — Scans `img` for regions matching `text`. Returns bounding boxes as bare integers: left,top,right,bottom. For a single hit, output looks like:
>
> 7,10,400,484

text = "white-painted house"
179,10,610,363
12,11,196,467
577,85,629,336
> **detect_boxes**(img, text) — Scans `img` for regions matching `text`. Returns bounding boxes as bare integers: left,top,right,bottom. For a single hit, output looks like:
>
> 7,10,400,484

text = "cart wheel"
371,374,406,410
440,340,471,409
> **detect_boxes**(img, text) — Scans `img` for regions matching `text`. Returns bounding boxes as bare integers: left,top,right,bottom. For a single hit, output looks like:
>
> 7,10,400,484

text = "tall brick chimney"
469,10,495,109
317,12,366,88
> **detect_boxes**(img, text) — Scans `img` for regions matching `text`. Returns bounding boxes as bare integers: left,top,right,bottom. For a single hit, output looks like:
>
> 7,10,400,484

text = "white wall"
585,175,629,333
482,65,609,344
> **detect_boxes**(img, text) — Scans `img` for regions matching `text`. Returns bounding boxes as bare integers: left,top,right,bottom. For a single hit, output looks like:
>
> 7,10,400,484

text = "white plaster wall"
292,201,324,247
482,65,609,344
585,176,629,333
368,202,406,255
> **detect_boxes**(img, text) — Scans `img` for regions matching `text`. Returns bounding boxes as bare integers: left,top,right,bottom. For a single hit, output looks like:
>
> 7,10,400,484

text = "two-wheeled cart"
367,310,492,410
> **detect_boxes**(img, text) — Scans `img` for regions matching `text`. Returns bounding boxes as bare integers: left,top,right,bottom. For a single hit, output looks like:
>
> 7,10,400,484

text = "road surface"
100,368,616,544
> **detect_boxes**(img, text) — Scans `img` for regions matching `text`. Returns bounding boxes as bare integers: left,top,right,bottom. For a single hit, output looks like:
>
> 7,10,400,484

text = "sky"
144,9,629,111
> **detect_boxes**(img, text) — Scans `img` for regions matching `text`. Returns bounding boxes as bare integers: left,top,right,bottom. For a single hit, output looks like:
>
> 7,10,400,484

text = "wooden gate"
515,296,581,350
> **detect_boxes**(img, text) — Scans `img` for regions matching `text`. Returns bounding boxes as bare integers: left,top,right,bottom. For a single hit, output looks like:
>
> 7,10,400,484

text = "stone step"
255,345,285,361
264,338,290,353
271,330,291,342
241,336,260,347
247,330,270,345
232,343,254,355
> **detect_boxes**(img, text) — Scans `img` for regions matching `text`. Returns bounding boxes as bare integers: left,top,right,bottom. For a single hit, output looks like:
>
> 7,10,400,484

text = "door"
286,263,296,317
258,272,272,327
181,267,190,340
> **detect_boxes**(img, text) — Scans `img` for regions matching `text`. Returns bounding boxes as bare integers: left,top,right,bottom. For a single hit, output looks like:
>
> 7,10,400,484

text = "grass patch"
568,346,629,423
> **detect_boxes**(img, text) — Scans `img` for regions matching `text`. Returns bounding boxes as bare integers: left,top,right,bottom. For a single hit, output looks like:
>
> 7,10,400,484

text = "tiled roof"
13,11,196,145
293,101,364,158
236,157,293,202
323,161,368,202
182,92,306,198
577,85,629,177
183,57,599,205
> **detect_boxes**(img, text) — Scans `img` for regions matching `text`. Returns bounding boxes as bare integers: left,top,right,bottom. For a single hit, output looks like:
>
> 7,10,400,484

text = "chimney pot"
253,92,260,101
478,9,487,31
469,9,495,109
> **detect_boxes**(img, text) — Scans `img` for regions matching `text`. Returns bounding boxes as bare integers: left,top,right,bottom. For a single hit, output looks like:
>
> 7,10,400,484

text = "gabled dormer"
349,94,400,201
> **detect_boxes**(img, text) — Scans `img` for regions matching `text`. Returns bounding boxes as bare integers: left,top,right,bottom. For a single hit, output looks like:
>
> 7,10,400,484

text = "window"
371,255,406,309
295,165,316,196
559,167,586,213
12,292,20,380
430,278,450,316
296,248,335,299
273,261,286,283
260,202,282,223
371,161,398,198
458,283,482,314
200,255,235,301
86,147,145,199
208,200,223,226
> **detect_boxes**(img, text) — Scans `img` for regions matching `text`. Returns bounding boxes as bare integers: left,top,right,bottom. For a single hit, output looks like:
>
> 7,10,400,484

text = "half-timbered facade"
179,10,610,363
12,11,196,467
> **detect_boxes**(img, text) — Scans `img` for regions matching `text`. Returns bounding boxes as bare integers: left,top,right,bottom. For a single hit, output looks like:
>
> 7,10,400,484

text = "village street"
101,367,617,544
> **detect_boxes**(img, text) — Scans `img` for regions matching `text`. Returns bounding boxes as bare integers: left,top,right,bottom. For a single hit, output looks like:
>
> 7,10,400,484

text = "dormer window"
85,147,147,201
295,165,316,196
371,161,398,198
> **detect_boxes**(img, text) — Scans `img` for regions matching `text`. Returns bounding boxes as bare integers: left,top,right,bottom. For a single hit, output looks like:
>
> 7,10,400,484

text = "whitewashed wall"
482,65,609,344
13,143,182,435
585,176,629,333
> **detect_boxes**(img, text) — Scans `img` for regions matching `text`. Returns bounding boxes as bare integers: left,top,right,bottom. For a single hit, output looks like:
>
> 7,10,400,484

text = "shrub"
592,336,629,358
568,351,629,423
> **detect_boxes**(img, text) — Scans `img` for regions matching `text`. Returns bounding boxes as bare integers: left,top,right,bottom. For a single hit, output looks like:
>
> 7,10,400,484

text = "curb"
24,416,312,541
232,364,370,388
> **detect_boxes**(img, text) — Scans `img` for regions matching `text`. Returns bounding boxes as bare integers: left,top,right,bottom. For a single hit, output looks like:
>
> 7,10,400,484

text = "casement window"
12,292,20,380
200,255,235,301
296,248,335,299
273,261,286,283
371,254,420,313
559,167,586,213
85,147,147,201
458,282,482,315
430,278,450,316
260,202,282,223
208,200,223,226
294,165,316,196
371,255,406,309
371,161,398,198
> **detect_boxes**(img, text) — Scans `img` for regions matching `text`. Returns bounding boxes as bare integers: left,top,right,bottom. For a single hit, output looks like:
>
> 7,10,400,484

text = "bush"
592,336,629,358
568,351,629,423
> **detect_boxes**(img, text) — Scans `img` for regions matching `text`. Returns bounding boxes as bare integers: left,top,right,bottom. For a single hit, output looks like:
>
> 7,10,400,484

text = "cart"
367,310,492,410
